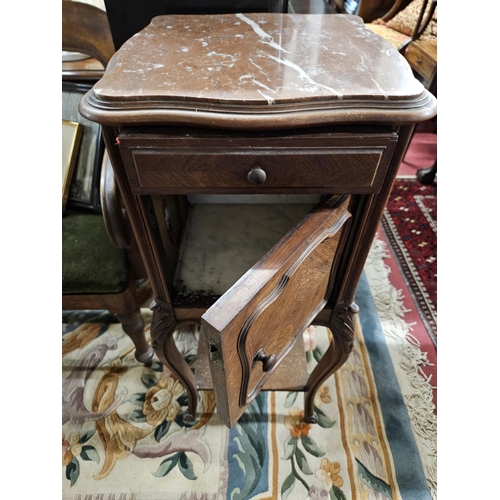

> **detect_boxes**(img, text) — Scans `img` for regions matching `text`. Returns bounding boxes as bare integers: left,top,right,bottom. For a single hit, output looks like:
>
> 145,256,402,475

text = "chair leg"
117,307,154,366
416,160,437,185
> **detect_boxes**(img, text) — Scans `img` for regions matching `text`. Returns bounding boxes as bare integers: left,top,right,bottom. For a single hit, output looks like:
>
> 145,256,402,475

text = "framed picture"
62,81,105,213
62,120,83,213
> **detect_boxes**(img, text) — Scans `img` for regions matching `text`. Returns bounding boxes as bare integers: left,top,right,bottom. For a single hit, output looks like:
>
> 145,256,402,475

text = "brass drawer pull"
247,166,267,185
254,348,277,372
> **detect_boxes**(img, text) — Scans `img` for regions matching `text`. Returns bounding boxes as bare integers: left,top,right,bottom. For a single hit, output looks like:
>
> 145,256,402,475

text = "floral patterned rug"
62,238,435,500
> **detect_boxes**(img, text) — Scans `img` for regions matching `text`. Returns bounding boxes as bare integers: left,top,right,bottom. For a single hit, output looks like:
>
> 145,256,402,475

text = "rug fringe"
366,236,437,499
64,491,218,499
65,495,138,500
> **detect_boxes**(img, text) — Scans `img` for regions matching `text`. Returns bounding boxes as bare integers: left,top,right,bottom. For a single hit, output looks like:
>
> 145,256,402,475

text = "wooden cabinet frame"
79,13,436,428
98,123,415,427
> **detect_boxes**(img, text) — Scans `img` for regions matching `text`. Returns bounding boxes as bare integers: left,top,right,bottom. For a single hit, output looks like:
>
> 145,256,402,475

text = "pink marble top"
93,14,424,104
80,14,437,128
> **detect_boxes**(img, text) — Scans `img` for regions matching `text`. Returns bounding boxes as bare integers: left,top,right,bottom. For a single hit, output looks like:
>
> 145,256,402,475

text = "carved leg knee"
304,301,359,423
117,308,154,366
150,299,198,420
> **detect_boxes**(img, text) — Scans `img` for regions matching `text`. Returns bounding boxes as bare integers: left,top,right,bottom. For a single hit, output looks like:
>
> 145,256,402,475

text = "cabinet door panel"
201,197,351,427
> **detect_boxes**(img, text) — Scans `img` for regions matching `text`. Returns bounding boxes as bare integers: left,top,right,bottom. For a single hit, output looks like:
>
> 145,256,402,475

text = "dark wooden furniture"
406,38,436,90
62,0,115,82
80,13,436,428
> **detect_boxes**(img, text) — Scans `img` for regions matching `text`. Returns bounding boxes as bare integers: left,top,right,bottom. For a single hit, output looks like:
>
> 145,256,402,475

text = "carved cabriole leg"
101,128,198,419
302,126,417,423
304,300,359,423
116,307,154,366
150,298,198,421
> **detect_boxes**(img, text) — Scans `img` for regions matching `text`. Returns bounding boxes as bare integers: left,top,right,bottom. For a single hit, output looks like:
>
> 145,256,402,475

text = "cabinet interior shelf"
173,201,318,304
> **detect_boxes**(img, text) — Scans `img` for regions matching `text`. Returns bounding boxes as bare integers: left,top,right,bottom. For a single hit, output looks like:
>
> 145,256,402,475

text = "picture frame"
62,120,83,213
62,81,105,213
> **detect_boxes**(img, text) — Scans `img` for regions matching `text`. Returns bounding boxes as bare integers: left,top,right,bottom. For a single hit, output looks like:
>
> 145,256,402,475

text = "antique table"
79,13,436,428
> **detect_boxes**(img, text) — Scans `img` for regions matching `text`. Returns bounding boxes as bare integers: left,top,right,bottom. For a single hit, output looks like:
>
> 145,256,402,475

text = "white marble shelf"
173,202,317,297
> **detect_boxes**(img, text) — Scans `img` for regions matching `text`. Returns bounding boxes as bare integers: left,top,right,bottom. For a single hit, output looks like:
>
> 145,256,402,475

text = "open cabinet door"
201,196,352,428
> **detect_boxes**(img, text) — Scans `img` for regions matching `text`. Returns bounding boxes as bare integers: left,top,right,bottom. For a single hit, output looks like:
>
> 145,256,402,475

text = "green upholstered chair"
62,154,154,365
62,1,154,365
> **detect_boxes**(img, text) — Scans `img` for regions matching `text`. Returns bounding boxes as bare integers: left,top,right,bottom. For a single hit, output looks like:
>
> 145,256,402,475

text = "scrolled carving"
303,300,360,423
149,298,176,350
149,297,198,421
330,300,360,356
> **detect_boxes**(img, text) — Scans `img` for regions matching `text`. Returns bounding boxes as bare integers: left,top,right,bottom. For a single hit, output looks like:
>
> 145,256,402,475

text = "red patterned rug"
381,179,437,344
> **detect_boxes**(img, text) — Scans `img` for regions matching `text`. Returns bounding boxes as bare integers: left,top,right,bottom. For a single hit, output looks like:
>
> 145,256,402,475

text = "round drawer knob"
247,166,267,185
254,349,277,372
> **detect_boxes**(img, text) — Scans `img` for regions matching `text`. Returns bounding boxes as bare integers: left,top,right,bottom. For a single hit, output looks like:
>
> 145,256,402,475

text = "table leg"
117,307,154,366
416,160,437,185
304,300,358,423
150,298,198,421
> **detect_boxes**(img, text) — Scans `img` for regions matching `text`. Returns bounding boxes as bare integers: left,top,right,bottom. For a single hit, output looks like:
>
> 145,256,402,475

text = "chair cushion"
366,24,411,49
386,0,437,43
62,212,130,294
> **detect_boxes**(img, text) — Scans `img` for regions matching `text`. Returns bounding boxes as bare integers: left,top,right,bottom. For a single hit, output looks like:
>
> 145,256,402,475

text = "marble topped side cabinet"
80,13,437,428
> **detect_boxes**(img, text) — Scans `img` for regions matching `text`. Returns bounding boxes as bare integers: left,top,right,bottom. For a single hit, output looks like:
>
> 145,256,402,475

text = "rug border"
365,236,437,498
356,272,431,500
381,210,437,345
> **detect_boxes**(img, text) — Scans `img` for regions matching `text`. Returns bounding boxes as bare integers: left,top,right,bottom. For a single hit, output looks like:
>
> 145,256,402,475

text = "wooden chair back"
62,0,115,67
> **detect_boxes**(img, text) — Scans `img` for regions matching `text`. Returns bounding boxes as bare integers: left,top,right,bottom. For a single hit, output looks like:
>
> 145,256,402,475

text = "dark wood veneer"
118,131,398,195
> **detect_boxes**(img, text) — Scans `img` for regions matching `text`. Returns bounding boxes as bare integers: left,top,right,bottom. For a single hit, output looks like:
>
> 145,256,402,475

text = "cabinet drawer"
406,41,437,83
127,147,388,193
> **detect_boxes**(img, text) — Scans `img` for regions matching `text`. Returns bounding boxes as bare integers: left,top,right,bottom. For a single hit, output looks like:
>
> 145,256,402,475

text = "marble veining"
92,14,423,106
266,53,341,96
235,13,290,54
